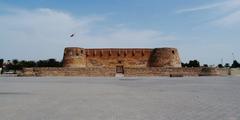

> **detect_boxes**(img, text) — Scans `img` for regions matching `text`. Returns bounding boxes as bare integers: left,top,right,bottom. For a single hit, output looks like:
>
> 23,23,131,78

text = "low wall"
231,68,240,76
125,67,230,77
22,67,116,77
21,67,230,77
124,67,200,77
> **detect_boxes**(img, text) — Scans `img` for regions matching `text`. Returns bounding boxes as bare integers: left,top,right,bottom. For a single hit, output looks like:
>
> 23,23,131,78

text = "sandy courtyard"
0,77,240,120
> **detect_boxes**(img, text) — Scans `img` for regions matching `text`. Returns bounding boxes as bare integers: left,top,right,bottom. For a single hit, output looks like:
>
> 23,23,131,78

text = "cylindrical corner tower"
63,47,86,68
149,48,181,67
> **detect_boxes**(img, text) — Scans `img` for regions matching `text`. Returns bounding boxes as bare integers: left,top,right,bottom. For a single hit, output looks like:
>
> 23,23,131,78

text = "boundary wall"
22,67,230,77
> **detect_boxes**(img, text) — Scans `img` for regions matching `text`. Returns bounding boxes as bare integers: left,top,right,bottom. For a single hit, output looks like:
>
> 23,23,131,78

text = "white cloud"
176,0,240,27
219,0,240,11
176,0,240,13
213,10,240,26
0,8,175,60
176,2,224,13
70,28,175,48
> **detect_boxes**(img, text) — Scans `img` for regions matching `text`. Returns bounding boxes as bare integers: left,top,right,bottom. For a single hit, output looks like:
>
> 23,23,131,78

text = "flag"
70,33,75,37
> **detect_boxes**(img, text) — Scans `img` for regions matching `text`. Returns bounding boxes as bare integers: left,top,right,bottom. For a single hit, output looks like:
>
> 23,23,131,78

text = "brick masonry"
22,67,230,77
63,47,182,68
21,47,230,77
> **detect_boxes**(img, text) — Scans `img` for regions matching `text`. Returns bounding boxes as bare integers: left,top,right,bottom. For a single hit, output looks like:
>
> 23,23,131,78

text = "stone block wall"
85,49,152,68
124,68,201,77
22,67,116,77
149,48,181,67
63,47,86,68
231,68,240,76
63,47,182,68
22,67,230,77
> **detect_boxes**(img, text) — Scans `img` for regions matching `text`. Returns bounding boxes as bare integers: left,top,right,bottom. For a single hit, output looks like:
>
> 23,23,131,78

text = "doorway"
116,66,124,74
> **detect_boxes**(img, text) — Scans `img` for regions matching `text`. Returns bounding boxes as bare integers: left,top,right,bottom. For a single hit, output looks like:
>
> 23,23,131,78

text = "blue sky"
0,0,240,65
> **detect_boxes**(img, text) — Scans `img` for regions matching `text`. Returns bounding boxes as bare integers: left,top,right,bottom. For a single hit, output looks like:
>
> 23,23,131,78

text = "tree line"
217,60,240,68
1,58,240,73
181,60,200,67
182,59,240,68
0,59,63,72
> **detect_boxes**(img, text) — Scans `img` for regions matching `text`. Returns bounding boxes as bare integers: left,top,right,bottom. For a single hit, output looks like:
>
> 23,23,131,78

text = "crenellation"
63,47,181,68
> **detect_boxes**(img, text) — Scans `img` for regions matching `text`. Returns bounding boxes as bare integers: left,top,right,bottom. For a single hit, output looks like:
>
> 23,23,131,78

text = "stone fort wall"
21,47,231,77
63,47,181,68
22,67,230,77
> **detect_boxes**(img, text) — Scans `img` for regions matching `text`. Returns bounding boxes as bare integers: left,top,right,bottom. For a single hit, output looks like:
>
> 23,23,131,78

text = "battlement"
63,47,181,68
85,48,152,58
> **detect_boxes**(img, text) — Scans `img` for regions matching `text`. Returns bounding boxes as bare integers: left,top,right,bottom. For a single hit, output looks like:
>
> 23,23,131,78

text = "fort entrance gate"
115,66,124,77
116,66,124,74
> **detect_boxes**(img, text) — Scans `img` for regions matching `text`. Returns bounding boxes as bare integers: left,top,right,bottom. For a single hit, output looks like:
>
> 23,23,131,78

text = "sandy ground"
0,77,240,120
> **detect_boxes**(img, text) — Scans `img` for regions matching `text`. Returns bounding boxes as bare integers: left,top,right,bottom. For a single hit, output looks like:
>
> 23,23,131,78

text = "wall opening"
116,66,124,74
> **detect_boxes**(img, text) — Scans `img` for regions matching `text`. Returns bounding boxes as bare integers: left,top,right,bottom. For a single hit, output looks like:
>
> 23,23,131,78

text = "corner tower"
63,47,86,67
149,48,181,67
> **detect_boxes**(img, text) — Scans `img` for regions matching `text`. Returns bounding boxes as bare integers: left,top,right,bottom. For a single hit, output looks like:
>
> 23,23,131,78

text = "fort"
21,47,230,77
63,47,181,68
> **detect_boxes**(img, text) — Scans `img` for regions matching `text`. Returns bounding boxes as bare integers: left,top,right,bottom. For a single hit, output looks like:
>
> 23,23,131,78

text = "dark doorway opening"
116,66,124,74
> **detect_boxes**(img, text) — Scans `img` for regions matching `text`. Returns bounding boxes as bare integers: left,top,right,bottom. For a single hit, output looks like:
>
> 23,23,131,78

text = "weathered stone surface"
21,47,230,77
63,47,181,68
63,47,86,68
22,67,230,77
149,48,181,67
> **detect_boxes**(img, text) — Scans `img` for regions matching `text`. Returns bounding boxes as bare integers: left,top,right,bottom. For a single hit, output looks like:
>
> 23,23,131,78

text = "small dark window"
172,50,175,54
76,53,79,56
81,50,84,54
118,61,122,64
